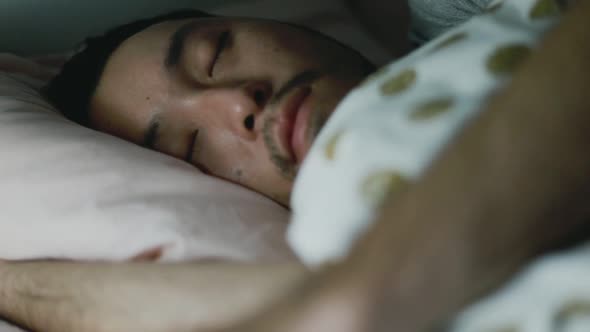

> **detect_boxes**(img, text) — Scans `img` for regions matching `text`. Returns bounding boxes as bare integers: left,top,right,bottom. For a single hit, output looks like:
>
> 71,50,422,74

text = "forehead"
96,16,326,88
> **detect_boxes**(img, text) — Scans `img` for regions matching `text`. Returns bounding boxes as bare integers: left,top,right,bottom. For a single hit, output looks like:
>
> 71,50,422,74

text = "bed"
0,1,389,331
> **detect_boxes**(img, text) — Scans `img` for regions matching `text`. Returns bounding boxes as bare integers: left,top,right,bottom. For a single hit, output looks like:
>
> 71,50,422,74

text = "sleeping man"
43,8,375,207
1,1,590,332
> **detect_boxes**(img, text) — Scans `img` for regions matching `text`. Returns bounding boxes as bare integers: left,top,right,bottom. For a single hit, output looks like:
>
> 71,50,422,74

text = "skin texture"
0,262,307,332
89,17,370,206
2,2,590,332
2,3,590,332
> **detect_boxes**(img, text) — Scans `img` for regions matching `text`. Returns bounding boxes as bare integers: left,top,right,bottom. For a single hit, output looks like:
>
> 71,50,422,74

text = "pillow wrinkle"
0,60,294,265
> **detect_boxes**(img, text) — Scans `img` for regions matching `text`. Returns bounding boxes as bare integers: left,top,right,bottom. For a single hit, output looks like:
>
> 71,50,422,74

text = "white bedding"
0,52,294,332
289,1,590,331
0,1,388,330
0,322,24,332
0,56,295,263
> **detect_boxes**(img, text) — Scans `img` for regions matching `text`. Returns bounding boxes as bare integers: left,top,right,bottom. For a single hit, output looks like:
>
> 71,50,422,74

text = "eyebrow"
165,21,199,69
143,116,161,149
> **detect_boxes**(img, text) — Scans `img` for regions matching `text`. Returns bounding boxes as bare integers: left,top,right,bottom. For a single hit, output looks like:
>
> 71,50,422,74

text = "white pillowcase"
0,58,295,263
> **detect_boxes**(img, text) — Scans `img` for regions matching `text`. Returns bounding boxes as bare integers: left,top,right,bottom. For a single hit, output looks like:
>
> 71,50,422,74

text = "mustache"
261,70,321,180
270,70,321,106
263,116,296,180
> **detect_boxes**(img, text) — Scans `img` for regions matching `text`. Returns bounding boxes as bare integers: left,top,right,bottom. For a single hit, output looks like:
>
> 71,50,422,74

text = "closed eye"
185,129,200,163
208,30,230,78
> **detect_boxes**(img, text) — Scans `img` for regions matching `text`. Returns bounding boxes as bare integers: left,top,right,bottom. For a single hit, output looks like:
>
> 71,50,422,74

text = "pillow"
0,54,295,263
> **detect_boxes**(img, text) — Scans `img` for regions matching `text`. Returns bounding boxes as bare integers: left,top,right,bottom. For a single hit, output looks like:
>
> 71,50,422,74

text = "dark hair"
44,10,376,126
43,9,214,126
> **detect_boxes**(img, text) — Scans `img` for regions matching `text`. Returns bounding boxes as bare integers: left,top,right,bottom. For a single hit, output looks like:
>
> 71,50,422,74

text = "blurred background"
0,0,391,64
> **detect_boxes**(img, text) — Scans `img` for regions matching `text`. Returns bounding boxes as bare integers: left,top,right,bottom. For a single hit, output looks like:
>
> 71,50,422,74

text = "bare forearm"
0,261,306,332
343,2,590,330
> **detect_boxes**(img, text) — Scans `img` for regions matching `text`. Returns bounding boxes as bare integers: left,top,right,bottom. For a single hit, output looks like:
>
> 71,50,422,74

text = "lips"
277,87,312,164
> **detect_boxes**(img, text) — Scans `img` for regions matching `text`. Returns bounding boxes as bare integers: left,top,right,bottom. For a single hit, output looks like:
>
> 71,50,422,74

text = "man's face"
90,17,369,206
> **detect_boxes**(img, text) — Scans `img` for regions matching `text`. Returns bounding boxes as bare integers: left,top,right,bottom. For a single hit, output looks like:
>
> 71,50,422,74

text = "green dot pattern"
530,0,561,19
362,170,409,202
487,44,532,76
411,97,455,121
432,32,468,52
324,131,344,160
380,69,417,96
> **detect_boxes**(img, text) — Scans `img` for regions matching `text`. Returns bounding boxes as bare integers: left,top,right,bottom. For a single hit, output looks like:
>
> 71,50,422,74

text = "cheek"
196,133,291,199
195,131,256,181
231,168,244,181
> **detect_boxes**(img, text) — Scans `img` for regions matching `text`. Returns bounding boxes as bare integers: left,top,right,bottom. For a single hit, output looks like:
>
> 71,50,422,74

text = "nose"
209,80,272,138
